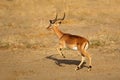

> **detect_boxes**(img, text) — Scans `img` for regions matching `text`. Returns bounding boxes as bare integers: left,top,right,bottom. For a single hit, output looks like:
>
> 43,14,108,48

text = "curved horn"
53,13,58,21
61,12,65,20
57,13,65,21
51,13,58,23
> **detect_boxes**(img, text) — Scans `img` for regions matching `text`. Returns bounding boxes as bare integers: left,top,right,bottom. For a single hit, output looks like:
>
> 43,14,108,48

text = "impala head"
47,13,65,30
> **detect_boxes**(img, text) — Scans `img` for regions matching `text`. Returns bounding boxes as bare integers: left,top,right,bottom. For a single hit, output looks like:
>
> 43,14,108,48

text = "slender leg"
86,52,92,71
76,43,92,71
57,47,65,58
75,55,85,70
83,42,92,71
75,45,86,70
82,50,92,71
57,42,66,58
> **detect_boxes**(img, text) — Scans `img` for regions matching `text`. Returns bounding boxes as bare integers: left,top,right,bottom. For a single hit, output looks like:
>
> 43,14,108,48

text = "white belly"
72,46,78,50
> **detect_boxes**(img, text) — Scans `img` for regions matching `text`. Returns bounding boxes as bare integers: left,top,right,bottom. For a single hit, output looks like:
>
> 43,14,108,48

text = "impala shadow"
45,55,87,68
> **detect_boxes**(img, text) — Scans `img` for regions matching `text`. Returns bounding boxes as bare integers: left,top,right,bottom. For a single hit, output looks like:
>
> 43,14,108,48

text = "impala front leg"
57,43,66,58
56,42,66,58
57,47,65,58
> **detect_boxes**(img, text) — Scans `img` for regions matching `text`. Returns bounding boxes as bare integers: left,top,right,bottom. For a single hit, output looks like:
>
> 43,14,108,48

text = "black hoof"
88,66,92,71
89,66,92,68
75,66,80,71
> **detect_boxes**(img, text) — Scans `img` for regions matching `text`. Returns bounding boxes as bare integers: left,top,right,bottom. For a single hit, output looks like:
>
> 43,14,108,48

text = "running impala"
47,13,92,71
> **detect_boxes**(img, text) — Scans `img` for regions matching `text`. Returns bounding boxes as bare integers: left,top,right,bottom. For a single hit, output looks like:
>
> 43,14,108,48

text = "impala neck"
52,26,64,39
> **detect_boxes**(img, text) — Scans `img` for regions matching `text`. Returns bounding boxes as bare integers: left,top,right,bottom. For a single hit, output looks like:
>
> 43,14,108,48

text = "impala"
47,13,92,71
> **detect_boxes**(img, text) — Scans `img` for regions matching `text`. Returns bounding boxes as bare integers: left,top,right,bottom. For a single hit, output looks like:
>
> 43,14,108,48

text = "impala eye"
59,22,61,24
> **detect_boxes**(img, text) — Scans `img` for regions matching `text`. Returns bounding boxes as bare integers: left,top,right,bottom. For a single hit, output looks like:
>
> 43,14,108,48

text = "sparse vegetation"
0,0,120,80
0,41,10,49
90,40,105,48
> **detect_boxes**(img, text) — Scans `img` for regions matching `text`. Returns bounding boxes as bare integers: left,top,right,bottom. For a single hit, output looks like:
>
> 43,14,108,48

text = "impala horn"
58,13,65,21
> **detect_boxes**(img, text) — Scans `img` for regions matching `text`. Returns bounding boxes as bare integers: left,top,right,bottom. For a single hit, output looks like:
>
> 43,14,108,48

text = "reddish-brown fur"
47,13,92,71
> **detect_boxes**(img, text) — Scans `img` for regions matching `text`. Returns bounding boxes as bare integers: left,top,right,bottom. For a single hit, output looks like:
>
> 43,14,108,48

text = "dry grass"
0,1,120,80
89,27,120,48
0,0,120,50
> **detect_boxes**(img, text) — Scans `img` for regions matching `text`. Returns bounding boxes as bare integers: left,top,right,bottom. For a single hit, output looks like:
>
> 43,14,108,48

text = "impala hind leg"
75,50,92,71
82,50,92,71
75,55,85,70
85,51,92,71
75,43,92,71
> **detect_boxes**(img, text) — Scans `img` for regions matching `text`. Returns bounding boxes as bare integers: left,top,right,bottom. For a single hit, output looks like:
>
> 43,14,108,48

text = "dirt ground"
0,0,120,80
